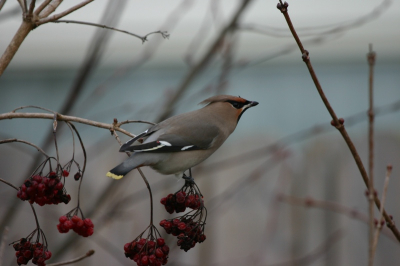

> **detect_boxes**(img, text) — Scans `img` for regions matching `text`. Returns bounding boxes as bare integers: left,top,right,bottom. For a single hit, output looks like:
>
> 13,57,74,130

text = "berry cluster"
160,217,206,252
57,215,94,237
124,237,169,266
160,189,203,214
16,172,71,206
13,238,51,266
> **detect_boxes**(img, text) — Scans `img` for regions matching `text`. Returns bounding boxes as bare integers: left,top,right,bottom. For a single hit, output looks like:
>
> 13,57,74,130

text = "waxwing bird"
106,95,259,180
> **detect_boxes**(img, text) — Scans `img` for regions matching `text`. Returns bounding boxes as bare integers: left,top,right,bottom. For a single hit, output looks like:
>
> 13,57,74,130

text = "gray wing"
119,123,219,153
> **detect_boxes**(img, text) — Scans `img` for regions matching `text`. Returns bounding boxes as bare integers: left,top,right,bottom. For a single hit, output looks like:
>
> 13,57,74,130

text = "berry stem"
68,122,87,207
137,168,153,226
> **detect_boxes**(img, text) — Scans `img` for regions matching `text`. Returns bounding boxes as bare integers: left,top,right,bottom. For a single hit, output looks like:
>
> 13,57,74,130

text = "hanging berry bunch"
16,159,72,206
57,207,94,237
124,225,169,266
160,207,207,252
159,177,207,252
11,229,51,266
160,179,204,213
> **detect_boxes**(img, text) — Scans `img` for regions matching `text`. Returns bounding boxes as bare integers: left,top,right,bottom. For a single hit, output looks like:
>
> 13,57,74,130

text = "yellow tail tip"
106,172,124,180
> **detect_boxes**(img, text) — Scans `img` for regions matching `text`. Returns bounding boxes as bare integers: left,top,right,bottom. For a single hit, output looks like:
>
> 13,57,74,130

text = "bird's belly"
150,150,213,175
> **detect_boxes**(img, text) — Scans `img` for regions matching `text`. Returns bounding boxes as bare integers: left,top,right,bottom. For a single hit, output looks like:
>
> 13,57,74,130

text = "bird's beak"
249,101,259,107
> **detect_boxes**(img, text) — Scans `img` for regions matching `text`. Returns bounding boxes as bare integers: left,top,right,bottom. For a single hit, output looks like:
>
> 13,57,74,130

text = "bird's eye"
229,101,244,109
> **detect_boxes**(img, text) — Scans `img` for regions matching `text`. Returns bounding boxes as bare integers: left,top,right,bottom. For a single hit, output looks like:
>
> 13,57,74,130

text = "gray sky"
1,0,399,68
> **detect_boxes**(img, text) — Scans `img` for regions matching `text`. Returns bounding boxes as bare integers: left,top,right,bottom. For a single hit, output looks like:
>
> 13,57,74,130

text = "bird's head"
200,95,259,123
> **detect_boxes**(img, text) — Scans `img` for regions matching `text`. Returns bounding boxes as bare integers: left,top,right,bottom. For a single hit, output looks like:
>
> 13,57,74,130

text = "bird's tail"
106,154,144,180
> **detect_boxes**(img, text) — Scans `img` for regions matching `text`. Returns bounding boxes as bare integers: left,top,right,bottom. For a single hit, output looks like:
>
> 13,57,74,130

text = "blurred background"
1,0,400,265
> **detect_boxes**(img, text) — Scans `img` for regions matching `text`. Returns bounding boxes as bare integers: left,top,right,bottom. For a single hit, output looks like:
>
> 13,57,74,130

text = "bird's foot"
182,173,195,186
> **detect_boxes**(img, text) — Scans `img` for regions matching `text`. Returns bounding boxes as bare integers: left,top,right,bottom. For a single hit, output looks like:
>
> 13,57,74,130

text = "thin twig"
371,165,393,260
33,0,51,16
276,1,400,242
36,0,94,25
137,168,154,226
0,177,19,190
367,43,376,266
116,120,156,127
0,138,50,158
28,0,35,15
46,250,95,266
50,20,169,43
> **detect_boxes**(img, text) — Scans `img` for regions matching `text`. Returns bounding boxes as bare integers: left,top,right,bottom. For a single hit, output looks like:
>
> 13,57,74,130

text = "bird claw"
182,173,195,185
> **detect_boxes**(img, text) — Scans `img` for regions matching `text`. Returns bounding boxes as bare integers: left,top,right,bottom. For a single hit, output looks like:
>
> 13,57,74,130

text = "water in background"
1,62,399,145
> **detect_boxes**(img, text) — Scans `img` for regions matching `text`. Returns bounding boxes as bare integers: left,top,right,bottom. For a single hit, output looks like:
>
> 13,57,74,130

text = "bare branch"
46,250,95,266
0,111,135,138
277,0,400,242
37,0,94,25
50,20,169,43
0,21,34,77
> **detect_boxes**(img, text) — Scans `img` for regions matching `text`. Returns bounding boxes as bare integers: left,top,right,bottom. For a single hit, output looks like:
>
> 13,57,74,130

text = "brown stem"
0,21,34,77
277,1,400,242
0,138,50,158
46,250,95,266
371,165,392,262
28,0,36,15
367,43,376,266
137,168,154,226
33,0,51,16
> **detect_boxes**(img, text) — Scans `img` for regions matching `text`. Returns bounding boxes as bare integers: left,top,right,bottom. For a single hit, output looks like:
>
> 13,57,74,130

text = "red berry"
71,215,80,224
178,222,186,230
155,248,164,258
59,216,68,223
74,172,81,181
55,182,63,190
156,238,165,247
64,220,74,230
141,255,149,266
23,250,32,259
83,218,94,228
160,197,167,205
62,170,69,177
45,251,52,260
147,240,155,248
124,243,131,253
161,245,169,255
149,254,156,264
